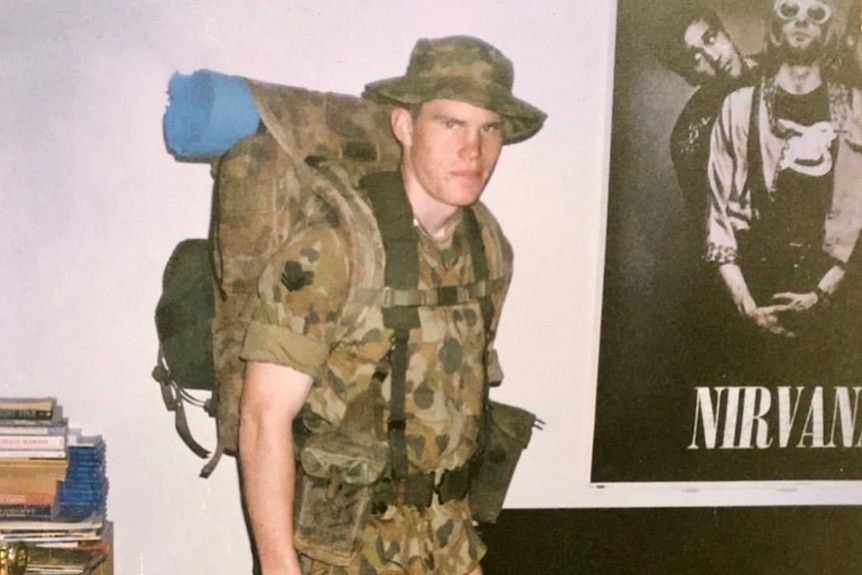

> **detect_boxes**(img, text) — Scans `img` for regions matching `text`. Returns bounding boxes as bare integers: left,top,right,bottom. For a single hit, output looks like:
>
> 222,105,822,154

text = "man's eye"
809,6,827,23
483,124,502,133
778,1,800,20
704,31,717,46
444,120,458,129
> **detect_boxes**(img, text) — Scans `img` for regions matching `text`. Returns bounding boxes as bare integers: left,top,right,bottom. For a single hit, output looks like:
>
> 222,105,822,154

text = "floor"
479,506,862,574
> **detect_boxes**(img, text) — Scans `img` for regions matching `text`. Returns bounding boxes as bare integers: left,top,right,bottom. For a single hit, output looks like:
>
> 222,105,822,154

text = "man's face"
683,19,744,84
774,0,831,61
394,98,504,211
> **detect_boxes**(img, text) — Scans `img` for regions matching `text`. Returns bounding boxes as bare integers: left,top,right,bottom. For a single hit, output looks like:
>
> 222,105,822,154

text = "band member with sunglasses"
706,0,862,381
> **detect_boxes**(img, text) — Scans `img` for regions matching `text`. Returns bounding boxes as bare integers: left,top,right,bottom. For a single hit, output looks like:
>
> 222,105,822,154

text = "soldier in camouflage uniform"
238,35,545,575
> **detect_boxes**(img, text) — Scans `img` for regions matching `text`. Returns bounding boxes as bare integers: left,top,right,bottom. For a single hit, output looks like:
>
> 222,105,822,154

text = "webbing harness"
362,171,497,507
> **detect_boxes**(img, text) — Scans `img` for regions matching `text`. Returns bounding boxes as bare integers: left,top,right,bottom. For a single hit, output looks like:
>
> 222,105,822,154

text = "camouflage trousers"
299,497,485,575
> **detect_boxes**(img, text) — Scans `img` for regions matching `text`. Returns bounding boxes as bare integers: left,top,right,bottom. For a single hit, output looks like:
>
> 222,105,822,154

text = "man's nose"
793,13,814,26
460,131,483,158
702,47,723,67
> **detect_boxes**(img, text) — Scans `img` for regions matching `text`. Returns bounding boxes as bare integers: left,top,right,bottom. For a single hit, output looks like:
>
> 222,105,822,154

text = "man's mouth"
790,31,813,43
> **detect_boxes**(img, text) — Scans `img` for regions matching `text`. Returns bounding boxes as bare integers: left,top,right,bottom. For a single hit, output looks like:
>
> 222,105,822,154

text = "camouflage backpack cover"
153,79,401,476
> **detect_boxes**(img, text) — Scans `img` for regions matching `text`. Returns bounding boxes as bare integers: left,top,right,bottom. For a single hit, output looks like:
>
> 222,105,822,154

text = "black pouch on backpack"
154,238,216,392
152,238,216,458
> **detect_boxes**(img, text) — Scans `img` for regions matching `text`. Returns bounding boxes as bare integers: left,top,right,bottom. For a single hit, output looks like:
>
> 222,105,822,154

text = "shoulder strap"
461,205,499,466
362,172,419,487
747,81,768,216
362,172,422,331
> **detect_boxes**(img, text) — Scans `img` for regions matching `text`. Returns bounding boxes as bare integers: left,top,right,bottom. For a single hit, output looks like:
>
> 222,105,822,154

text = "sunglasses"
774,0,832,25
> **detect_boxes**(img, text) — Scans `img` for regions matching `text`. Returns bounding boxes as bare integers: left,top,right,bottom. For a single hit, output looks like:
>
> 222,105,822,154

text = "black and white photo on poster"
592,0,862,482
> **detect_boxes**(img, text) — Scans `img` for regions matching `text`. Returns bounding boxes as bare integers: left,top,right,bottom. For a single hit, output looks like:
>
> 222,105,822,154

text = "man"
650,5,756,378
654,4,754,234
237,36,545,575
706,0,862,380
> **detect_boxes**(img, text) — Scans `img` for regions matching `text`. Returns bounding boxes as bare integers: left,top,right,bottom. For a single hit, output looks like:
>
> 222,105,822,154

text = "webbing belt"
371,463,472,510
363,171,496,507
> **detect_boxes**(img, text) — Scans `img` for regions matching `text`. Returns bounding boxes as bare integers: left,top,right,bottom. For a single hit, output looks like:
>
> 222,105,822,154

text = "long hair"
652,4,726,85
765,0,852,72
828,0,862,83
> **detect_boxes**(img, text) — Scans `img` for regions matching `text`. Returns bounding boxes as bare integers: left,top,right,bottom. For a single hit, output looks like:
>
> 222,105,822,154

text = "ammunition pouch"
293,430,388,566
468,400,538,524
371,464,472,511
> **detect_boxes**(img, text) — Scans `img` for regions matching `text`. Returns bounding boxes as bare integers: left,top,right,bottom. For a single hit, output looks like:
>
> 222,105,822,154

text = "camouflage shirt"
240,172,512,574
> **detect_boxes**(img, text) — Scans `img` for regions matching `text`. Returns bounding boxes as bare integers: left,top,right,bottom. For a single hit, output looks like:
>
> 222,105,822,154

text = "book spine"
0,398,55,410
0,503,55,519
0,492,55,505
0,461,68,473
0,435,66,449
0,425,66,436
0,449,66,459
0,408,54,420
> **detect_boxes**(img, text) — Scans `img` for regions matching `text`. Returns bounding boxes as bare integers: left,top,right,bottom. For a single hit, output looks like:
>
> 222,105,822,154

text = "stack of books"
0,398,69,520
0,397,111,574
1,518,112,574
55,434,108,522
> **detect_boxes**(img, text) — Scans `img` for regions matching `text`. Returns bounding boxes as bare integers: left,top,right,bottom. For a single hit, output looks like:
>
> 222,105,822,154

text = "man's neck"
775,62,823,95
401,173,462,241
409,198,462,241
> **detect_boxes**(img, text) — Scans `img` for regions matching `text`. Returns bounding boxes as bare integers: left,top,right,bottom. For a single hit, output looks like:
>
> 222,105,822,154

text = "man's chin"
781,42,823,66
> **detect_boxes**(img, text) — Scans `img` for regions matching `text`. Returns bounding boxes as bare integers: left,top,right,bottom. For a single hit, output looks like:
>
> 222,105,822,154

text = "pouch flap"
488,400,536,451
300,431,388,485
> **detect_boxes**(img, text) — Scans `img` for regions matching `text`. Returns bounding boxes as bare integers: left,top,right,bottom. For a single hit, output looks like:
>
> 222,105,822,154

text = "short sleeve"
240,222,351,377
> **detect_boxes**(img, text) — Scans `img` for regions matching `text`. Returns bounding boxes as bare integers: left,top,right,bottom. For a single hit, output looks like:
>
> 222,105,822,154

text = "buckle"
380,286,394,308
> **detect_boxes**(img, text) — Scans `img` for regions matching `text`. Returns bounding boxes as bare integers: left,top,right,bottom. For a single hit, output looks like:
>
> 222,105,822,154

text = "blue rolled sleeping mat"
162,69,400,168
163,69,261,162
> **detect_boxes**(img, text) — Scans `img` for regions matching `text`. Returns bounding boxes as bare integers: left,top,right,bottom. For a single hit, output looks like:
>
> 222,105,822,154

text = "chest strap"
351,277,507,307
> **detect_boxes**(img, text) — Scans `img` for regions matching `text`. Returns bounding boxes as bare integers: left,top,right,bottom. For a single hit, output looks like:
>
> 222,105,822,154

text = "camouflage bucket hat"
363,35,547,144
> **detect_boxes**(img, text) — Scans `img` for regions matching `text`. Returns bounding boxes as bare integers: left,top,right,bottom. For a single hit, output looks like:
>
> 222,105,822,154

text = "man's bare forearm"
718,262,756,316
240,362,313,575
241,409,297,573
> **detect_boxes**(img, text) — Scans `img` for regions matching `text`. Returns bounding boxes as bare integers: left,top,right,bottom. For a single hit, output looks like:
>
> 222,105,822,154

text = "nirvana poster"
592,0,862,482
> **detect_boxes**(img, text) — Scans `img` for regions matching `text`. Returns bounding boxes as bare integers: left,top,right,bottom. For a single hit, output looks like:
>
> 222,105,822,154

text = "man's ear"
391,107,413,147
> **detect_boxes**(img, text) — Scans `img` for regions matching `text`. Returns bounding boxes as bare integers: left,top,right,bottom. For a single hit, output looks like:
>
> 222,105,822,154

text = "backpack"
153,80,401,476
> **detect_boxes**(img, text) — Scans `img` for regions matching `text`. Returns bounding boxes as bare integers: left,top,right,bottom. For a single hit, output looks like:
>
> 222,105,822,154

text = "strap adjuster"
380,286,395,307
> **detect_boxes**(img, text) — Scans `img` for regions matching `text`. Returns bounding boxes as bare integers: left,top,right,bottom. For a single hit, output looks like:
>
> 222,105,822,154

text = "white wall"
4,1,861,574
